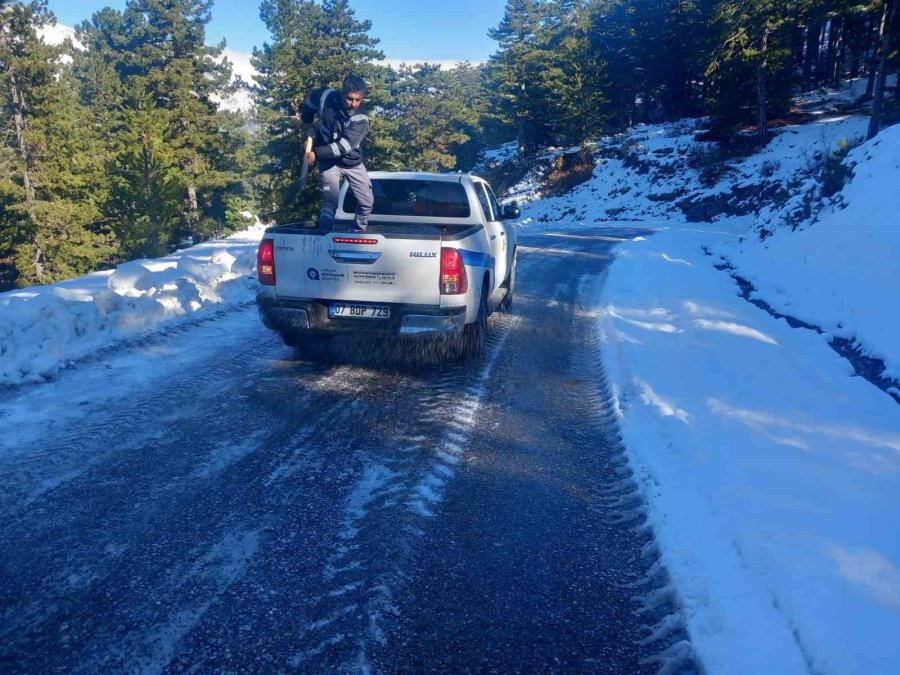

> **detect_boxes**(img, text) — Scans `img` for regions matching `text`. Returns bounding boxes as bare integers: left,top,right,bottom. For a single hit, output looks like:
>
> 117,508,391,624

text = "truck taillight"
257,239,276,285
440,247,467,295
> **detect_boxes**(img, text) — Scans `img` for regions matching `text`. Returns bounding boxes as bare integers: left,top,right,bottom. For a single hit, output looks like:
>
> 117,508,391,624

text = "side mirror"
502,204,520,220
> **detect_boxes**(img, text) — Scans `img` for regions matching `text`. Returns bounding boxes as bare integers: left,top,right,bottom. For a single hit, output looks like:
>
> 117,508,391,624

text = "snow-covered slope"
216,47,257,113
37,22,85,51
38,23,255,113
509,82,898,382
599,224,900,674
718,123,900,380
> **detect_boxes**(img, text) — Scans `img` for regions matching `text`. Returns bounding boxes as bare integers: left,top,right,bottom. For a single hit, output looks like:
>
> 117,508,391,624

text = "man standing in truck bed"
301,75,374,232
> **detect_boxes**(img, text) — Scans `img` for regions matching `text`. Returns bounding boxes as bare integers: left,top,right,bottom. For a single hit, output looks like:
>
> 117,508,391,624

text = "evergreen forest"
2,0,898,290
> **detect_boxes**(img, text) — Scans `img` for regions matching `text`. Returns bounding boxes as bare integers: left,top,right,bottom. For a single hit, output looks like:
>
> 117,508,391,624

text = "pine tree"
631,0,715,120
73,0,249,256
105,105,182,257
444,62,508,168
582,0,637,131
867,0,898,139
489,0,576,153
705,0,797,138
382,64,478,171
317,0,383,84
125,0,237,236
1,0,115,288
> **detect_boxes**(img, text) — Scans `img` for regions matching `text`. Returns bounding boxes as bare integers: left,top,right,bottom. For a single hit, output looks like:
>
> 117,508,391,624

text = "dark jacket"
300,87,369,169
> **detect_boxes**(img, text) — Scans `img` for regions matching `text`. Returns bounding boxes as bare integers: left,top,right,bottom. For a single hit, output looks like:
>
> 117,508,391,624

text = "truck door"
485,183,515,272
475,182,508,291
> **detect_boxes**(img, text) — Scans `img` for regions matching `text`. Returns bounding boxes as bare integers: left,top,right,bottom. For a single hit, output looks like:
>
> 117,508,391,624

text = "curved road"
0,229,695,673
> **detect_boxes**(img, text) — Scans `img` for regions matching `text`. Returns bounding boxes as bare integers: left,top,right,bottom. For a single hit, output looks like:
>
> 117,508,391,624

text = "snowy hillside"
512,78,900,386
719,124,900,381
37,22,84,51
217,47,257,113
38,23,255,113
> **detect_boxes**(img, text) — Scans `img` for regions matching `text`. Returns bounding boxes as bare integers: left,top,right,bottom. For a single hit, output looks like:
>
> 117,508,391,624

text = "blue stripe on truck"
458,249,494,270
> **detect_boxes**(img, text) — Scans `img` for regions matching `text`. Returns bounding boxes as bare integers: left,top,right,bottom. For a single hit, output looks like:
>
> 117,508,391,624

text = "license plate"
329,303,391,319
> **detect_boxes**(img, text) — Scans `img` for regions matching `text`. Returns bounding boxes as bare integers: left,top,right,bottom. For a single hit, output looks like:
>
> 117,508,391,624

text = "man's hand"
305,150,316,164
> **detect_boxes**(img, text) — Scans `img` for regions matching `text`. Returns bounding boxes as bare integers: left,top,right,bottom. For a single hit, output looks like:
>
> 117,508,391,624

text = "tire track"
286,317,519,673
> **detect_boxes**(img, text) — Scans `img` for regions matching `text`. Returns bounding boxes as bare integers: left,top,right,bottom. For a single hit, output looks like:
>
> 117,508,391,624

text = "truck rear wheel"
498,250,517,312
458,284,489,359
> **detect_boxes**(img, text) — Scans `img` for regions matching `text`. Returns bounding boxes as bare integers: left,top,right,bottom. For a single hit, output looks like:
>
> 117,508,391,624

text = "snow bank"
599,228,900,674
718,123,900,379
0,225,265,385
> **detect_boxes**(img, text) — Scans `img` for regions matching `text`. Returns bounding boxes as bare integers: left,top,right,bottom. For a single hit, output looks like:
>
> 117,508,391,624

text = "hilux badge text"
409,251,438,258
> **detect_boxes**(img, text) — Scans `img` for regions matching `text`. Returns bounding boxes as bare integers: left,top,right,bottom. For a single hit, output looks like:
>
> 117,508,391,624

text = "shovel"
285,125,315,205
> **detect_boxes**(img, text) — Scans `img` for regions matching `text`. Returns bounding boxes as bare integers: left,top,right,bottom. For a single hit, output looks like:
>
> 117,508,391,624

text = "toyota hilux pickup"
255,171,519,357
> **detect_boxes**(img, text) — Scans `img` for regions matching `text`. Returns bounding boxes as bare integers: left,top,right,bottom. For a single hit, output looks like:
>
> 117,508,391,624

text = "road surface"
0,229,695,673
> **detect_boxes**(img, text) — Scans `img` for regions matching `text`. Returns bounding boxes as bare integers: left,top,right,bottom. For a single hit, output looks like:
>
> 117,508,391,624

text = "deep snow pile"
0,225,265,386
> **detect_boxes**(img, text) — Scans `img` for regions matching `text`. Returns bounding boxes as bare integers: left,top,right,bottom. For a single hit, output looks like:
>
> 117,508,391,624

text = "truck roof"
365,171,484,184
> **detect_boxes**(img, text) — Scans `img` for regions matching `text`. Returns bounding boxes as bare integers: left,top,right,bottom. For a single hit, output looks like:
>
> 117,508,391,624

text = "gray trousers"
319,162,373,229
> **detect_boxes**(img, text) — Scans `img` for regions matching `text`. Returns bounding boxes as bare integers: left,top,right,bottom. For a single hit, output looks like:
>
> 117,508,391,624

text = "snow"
0,223,266,386
718,123,900,379
216,48,257,113
37,23,85,51
597,227,900,674
481,141,519,166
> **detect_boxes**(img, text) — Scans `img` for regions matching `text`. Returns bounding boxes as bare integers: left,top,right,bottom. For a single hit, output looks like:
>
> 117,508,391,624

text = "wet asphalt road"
0,229,694,673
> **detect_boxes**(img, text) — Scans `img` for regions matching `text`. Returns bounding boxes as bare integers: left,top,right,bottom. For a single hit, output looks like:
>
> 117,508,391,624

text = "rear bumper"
257,294,466,337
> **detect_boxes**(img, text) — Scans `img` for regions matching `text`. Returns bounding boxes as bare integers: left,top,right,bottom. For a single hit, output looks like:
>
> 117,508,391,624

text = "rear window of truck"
343,179,471,218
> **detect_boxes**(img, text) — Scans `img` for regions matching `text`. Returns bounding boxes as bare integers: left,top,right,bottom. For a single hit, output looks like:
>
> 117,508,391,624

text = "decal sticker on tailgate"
351,270,398,286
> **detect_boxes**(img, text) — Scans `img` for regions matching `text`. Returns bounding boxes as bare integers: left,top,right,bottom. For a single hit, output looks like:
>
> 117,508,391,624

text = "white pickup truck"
255,171,519,357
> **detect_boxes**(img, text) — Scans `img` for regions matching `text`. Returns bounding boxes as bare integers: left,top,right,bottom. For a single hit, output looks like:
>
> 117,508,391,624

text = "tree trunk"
824,16,844,84
848,15,862,78
865,13,883,98
868,0,898,140
8,71,36,202
757,28,770,139
824,19,837,83
836,17,850,83
517,81,527,156
802,20,821,89
32,243,45,282
5,51,44,282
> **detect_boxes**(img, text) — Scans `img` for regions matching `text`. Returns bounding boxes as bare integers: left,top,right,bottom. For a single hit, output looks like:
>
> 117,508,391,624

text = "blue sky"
47,0,507,63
